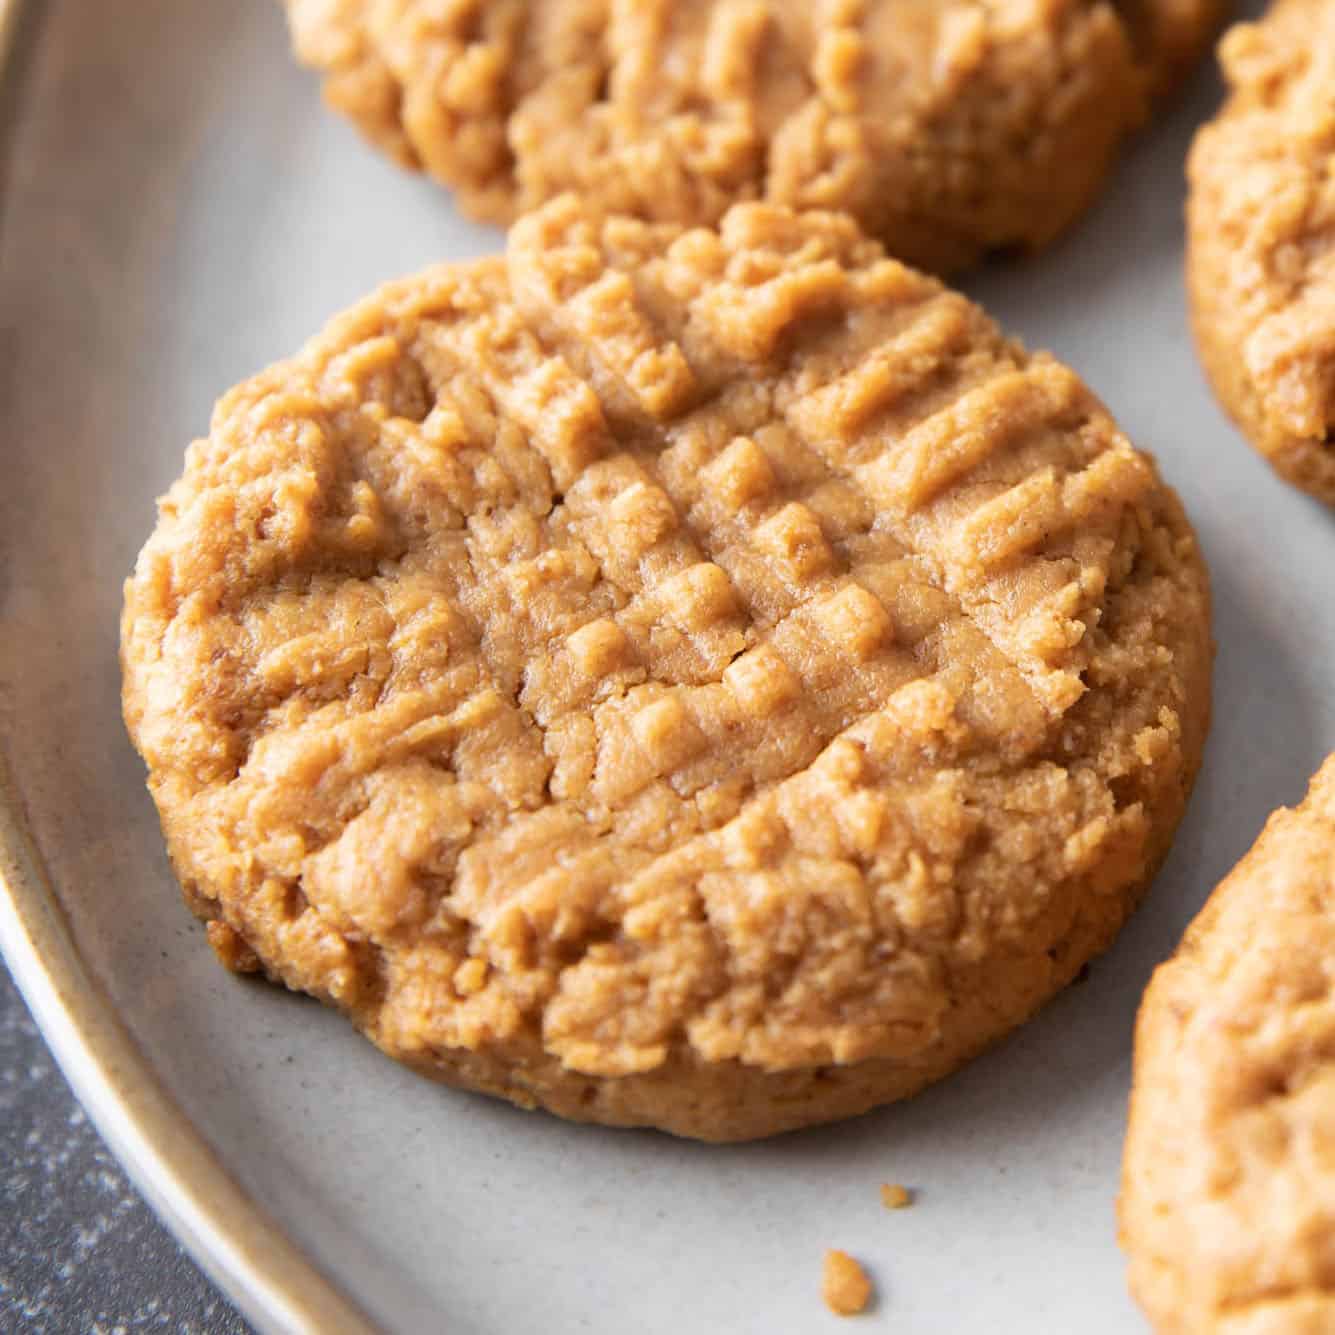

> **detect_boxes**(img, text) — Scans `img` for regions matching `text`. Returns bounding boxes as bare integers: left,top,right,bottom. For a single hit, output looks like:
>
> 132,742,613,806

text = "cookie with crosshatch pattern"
283,0,1227,277
120,199,1211,1140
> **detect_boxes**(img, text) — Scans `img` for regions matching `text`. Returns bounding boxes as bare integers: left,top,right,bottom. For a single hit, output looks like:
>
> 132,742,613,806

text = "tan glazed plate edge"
0,4,375,1331
0,756,377,1335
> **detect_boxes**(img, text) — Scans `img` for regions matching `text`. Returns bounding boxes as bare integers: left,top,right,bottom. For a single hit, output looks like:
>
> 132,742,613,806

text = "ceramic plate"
2,1,1330,1331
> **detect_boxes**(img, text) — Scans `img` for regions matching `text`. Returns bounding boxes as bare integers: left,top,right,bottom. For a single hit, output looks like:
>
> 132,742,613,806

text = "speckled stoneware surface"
2,1,1331,1332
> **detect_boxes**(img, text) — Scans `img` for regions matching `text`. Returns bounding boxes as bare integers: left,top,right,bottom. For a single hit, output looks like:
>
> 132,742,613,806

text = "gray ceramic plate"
2,1,1330,1331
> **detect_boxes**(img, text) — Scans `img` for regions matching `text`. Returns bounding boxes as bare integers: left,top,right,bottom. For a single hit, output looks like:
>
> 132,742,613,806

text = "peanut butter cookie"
1187,0,1335,505
1121,0,1231,98
122,200,1211,1140
1121,755,1335,1332
283,0,1224,276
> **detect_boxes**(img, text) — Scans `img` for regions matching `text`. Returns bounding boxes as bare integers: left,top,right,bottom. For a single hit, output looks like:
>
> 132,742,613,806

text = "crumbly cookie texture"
283,0,1223,276
1121,756,1335,1333
1187,0,1335,505
122,200,1211,1141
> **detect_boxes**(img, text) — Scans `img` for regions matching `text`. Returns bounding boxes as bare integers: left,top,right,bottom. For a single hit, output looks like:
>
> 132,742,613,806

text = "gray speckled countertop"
0,963,250,1333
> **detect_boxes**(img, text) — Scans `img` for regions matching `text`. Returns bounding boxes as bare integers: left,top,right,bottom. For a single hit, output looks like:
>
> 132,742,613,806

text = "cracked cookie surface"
1187,0,1335,505
121,200,1212,1140
1121,756,1335,1333
283,0,1224,276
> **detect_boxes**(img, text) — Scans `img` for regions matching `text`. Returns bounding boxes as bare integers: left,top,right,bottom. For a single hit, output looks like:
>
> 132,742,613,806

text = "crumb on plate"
822,1249,873,1316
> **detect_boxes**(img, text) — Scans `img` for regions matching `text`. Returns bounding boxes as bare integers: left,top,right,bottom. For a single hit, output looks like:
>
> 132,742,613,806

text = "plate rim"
0,3,377,1330
0,752,380,1335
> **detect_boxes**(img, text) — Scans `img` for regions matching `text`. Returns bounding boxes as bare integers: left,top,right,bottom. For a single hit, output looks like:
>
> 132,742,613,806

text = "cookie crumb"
822,1250,872,1316
880,1183,912,1210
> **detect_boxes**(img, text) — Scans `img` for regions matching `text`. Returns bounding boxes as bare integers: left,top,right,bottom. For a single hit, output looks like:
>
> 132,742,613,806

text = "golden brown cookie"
283,0,1224,276
1120,0,1231,98
121,200,1212,1141
1187,0,1335,506
1121,755,1335,1333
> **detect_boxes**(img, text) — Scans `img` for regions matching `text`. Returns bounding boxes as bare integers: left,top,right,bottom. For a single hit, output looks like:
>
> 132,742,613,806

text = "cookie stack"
119,1,1335,1328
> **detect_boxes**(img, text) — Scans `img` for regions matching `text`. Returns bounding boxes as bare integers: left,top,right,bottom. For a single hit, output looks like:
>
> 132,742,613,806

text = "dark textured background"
0,963,249,1333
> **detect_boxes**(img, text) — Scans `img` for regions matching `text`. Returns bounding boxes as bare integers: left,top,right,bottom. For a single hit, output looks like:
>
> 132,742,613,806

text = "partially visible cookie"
1187,0,1335,505
284,0,1223,276
1121,755,1335,1332
122,199,1212,1141
1120,0,1230,98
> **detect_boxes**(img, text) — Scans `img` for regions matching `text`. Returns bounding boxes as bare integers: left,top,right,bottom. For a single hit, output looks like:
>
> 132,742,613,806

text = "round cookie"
1187,0,1335,506
1121,756,1335,1332
283,0,1224,277
121,199,1212,1141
